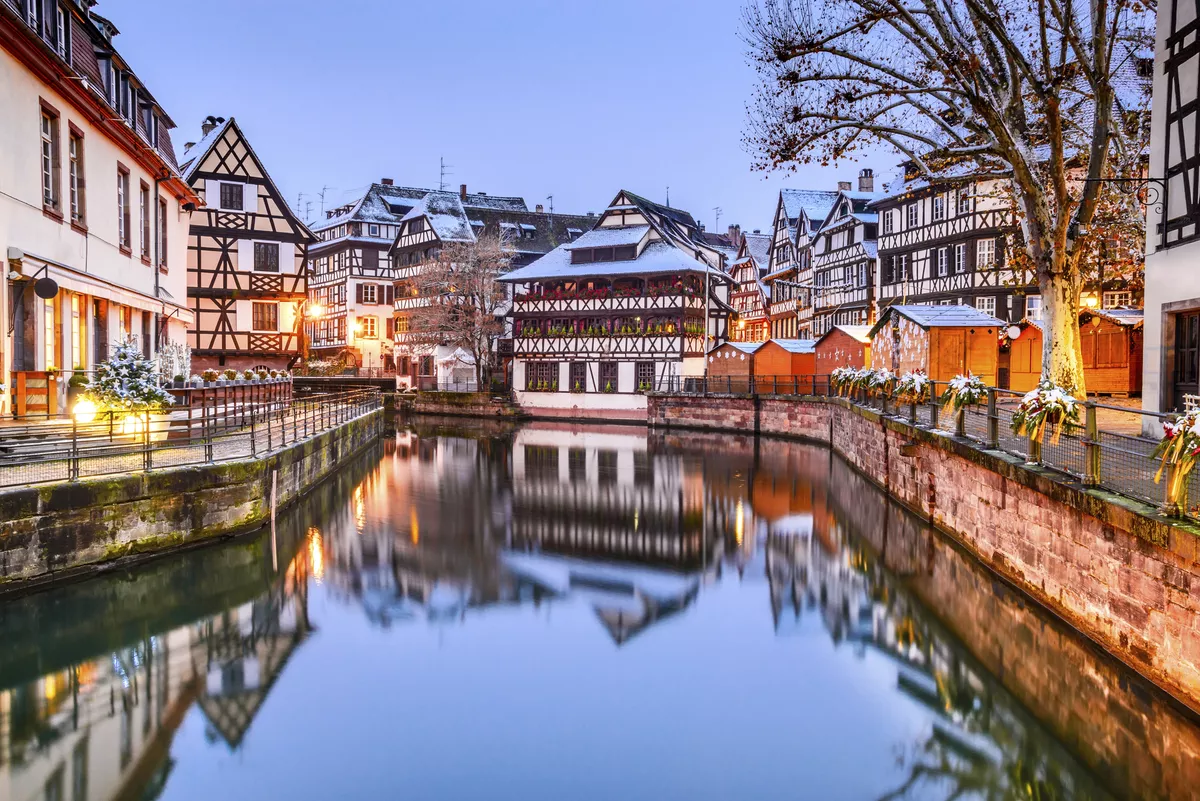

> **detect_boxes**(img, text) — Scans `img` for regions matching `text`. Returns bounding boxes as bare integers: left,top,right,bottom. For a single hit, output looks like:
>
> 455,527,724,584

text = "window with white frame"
933,194,946,221
68,131,83,224
1025,295,1042,320
975,296,997,317
1103,291,1132,308
954,243,966,273
40,110,58,209
362,284,377,304
882,210,894,234
906,203,918,227
360,316,378,338
957,189,971,215
368,224,379,237
976,238,996,268
937,247,948,277
55,6,67,59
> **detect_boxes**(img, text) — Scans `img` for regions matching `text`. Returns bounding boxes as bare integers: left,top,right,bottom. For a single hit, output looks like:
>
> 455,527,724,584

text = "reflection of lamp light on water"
735,499,744,546
308,528,324,583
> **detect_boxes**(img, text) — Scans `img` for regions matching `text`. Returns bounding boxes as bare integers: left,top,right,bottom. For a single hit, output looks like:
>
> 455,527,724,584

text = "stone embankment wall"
649,393,1200,713
395,391,524,419
0,409,384,592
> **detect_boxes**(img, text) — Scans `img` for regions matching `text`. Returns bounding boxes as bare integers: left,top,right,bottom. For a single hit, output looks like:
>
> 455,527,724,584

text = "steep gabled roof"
314,185,528,232
780,189,841,233
402,191,474,243
744,232,772,269
499,240,729,284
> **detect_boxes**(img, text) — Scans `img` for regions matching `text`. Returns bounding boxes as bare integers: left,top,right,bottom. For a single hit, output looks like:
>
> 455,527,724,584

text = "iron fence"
654,375,1188,518
0,388,381,490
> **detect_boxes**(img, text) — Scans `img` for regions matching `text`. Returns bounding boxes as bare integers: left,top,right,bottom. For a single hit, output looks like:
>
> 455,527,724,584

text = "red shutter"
386,285,394,305
355,283,364,304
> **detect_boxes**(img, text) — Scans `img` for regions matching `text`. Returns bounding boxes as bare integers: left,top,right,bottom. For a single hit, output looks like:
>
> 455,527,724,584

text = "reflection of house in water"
0,560,311,800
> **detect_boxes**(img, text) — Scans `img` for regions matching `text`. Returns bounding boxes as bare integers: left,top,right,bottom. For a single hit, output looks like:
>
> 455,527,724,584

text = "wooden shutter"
385,285,394,305
995,237,1005,269
355,283,364,304
386,317,395,338
1081,330,1096,367
363,248,378,271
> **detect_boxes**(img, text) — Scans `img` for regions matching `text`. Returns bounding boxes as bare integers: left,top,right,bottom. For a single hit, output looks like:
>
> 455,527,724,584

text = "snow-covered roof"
313,184,527,232
780,189,840,229
826,325,872,344
178,118,232,181
712,342,763,355
744,232,772,268
870,304,1004,337
766,338,816,354
563,225,650,250
1089,307,1144,327
402,191,474,243
500,240,728,283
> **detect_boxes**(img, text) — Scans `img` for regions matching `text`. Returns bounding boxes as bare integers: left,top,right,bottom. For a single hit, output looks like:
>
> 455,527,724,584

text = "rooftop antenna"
666,186,670,207
546,195,554,215
713,206,723,232
439,157,454,192
318,185,330,216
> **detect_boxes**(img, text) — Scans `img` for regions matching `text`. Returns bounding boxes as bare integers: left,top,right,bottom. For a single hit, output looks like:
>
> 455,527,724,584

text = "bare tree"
743,0,1151,393
407,230,513,391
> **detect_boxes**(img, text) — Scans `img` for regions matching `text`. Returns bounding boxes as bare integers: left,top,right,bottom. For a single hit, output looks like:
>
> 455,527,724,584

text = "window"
906,203,918,228
219,182,243,211
953,243,966,273
71,294,84,368
937,247,948,277
117,166,130,251
44,297,57,369
1103,291,1132,308
957,189,971,214
636,362,655,391
882,209,893,234
395,315,409,333
141,104,157,147
976,238,996,269
570,361,587,392
362,283,377,304
40,109,59,211
251,302,278,331
975,296,997,317
409,218,426,234
599,361,618,393
158,198,168,269
368,224,379,237
253,242,280,272
933,194,946,221
360,315,377,338
526,361,559,390
55,6,67,59
139,183,150,260
68,130,84,225
1025,295,1042,320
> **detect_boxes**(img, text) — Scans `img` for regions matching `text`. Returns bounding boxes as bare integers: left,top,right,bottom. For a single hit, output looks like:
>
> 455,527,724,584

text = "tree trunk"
1039,270,1086,396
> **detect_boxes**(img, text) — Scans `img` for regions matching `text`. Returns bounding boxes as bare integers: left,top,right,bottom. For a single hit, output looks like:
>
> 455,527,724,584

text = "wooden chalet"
814,325,872,374
390,186,592,390
1007,309,1144,395
729,229,773,342
869,304,1004,384
810,173,883,337
754,339,816,380
179,117,315,372
707,341,760,392
500,190,733,419
764,187,840,339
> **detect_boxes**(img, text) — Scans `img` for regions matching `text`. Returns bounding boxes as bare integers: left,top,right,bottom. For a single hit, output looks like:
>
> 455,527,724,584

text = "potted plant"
67,370,89,407
941,373,989,416
201,369,220,386
603,381,615,394
223,368,239,382
172,373,186,389
1011,380,1079,445
895,371,930,404
572,380,584,393
243,369,257,382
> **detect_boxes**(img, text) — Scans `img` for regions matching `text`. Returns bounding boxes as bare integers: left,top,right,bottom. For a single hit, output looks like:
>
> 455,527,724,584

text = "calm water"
2,417,1199,801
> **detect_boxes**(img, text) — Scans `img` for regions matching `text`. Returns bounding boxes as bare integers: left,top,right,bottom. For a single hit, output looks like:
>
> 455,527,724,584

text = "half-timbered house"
729,229,773,342
1145,1,1200,418
390,187,593,390
764,187,840,339
179,117,315,372
810,176,883,337
1,0,199,416
501,190,733,419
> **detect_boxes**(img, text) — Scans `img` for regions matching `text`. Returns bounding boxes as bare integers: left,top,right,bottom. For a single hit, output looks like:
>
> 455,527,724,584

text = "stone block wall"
649,392,1200,712
0,409,384,591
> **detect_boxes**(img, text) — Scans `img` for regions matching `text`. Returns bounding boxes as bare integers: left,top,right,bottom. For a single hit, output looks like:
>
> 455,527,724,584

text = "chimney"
381,178,393,186
535,204,544,213
752,229,761,234
858,168,874,193
699,222,706,231
200,115,219,136
587,212,595,217
837,180,852,191
727,224,741,242
460,184,467,200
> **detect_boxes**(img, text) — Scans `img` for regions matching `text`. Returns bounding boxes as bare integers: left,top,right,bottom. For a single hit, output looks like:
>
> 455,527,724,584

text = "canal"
1,417,1198,800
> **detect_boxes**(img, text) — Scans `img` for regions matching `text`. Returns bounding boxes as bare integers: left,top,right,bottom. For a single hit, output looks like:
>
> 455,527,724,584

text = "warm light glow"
308,528,325,583
72,398,98,424
1080,294,1100,309
410,506,420,545
43,673,59,702
353,322,364,334
308,302,324,318
735,499,744,546
737,320,746,330
120,414,148,438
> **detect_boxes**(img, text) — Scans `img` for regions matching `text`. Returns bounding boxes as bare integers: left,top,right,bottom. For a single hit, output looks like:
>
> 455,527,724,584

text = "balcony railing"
512,292,706,315
513,333,706,358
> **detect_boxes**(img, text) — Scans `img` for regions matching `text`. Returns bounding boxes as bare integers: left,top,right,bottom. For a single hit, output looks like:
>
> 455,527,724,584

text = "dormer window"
570,245,636,264
368,224,380,237
566,227,582,240
840,202,850,217
519,223,537,240
141,101,157,147
1136,57,1153,78
409,218,426,234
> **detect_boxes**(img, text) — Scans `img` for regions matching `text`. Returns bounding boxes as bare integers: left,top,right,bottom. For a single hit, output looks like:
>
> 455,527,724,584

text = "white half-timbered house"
729,230,772,342
810,182,883,336
764,186,843,339
179,116,315,373
0,0,199,416
307,181,529,373
871,172,1029,323
501,190,733,419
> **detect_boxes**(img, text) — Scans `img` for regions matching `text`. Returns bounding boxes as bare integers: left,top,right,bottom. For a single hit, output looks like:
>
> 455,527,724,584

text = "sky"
103,0,898,233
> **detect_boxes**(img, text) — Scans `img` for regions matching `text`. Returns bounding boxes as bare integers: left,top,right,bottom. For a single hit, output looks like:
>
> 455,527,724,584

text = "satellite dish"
34,277,59,299
1006,324,1022,340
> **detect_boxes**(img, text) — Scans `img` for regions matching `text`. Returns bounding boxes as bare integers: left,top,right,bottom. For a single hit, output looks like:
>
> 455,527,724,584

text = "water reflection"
1,421,1198,800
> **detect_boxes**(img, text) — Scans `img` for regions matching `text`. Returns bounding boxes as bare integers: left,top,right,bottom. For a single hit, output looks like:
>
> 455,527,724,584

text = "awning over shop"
42,265,194,326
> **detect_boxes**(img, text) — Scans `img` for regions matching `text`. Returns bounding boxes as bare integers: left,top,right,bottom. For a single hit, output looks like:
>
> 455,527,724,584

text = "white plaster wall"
513,388,648,415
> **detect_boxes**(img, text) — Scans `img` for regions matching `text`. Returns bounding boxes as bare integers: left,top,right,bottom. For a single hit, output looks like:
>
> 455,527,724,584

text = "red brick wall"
648,393,1200,710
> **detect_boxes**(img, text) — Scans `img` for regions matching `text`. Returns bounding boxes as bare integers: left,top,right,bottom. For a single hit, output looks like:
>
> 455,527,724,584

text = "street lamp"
295,299,324,367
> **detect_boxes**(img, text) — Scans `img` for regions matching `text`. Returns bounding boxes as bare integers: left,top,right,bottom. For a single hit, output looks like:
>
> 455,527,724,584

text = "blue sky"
105,0,896,232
